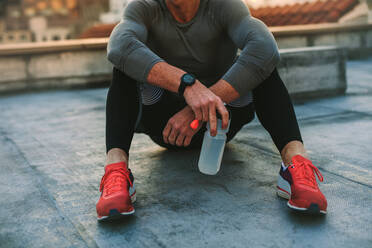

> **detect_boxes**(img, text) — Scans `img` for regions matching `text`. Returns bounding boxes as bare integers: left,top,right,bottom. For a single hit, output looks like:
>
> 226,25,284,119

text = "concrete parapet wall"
271,23,372,59
0,39,110,93
0,39,346,99
277,46,347,99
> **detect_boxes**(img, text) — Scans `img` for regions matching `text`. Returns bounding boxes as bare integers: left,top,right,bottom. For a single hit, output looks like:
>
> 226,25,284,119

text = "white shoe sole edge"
277,186,290,200
277,174,291,199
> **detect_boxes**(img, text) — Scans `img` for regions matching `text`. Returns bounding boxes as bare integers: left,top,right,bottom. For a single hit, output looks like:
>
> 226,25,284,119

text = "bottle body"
198,132,226,175
198,119,229,175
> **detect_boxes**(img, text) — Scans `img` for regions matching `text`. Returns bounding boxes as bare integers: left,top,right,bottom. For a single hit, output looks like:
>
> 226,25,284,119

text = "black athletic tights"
106,67,302,155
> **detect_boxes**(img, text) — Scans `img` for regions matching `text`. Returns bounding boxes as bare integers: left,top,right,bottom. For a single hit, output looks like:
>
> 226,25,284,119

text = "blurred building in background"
0,0,109,44
100,0,128,24
76,0,129,39
0,0,32,43
80,0,371,39
246,0,371,26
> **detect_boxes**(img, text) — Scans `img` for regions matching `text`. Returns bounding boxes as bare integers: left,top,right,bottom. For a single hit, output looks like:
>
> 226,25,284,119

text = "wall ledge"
270,22,372,36
0,38,108,56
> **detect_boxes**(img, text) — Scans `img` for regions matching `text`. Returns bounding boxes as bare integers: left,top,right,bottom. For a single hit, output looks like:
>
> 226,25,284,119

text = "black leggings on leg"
105,67,140,154
106,67,302,155
253,68,303,152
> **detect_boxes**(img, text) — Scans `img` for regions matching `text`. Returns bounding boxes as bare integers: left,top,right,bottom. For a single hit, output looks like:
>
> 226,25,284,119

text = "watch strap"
178,80,187,96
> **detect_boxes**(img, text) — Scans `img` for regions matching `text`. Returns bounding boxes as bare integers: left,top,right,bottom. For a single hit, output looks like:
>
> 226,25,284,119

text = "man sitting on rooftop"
96,0,328,221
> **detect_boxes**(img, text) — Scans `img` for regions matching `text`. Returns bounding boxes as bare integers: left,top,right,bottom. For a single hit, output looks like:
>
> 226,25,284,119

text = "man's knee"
226,103,255,142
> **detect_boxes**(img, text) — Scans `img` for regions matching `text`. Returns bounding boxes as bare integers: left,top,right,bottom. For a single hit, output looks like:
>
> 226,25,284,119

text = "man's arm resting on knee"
147,62,239,103
219,0,280,97
107,1,165,83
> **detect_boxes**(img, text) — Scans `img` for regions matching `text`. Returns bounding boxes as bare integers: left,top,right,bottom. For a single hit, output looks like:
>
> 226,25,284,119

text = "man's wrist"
183,80,198,98
182,105,195,120
183,84,191,97
183,105,193,113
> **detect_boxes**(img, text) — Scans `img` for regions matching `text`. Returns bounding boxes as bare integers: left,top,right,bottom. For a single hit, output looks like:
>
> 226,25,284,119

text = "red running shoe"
277,155,327,214
96,162,136,221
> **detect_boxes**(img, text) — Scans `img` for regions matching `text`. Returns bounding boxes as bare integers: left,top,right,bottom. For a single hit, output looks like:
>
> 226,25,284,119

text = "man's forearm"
146,61,185,93
209,79,240,104
147,62,241,103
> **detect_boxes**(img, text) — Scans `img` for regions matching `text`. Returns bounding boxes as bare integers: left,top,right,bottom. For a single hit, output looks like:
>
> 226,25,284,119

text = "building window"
20,34,27,40
10,10,21,18
8,35,14,40
66,34,71,40
42,36,47,41
52,35,60,41
0,35,3,43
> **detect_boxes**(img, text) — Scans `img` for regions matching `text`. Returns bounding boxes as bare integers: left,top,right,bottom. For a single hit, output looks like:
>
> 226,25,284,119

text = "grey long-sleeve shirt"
107,0,280,96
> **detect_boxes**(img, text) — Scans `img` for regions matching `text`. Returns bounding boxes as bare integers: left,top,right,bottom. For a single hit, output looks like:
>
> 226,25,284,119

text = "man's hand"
163,106,202,147
184,81,229,136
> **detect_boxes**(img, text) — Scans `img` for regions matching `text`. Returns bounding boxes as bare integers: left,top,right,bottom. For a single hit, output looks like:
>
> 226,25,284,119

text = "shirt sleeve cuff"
222,61,265,96
123,46,165,83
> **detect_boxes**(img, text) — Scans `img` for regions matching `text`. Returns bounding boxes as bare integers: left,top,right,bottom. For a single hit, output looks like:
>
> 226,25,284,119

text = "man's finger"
176,134,185,147
168,128,179,145
184,135,192,147
163,123,172,144
202,104,209,122
216,102,229,129
209,105,217,136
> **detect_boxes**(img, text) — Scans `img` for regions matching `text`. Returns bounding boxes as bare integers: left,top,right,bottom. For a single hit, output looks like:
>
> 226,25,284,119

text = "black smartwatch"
178,73,196,97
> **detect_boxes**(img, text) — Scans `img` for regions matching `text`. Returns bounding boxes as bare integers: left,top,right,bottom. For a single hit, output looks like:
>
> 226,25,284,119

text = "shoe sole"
97,191,137,222
277,176,327,215
287,201,327,215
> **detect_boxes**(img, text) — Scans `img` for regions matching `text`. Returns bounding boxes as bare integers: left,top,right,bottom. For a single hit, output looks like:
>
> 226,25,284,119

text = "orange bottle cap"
190,120,199,130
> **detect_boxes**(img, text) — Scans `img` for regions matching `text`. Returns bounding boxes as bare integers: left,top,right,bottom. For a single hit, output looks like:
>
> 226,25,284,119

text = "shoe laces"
290,159,323,188
99,167,133,196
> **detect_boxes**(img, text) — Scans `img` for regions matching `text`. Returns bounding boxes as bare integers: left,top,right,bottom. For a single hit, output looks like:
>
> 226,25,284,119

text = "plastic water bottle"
198,116,230,175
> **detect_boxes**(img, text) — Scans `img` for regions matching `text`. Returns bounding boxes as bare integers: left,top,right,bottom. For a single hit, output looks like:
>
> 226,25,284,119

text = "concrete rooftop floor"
0,58,372,248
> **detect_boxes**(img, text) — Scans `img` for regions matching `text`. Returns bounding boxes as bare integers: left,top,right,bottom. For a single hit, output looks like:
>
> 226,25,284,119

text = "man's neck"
165,0,200,23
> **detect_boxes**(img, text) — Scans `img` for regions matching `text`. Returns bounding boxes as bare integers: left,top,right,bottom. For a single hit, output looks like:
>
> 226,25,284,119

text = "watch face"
183,74,195,85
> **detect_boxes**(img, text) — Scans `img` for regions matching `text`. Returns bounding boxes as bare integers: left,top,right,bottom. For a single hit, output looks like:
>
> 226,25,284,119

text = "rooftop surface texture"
0,58,372,247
